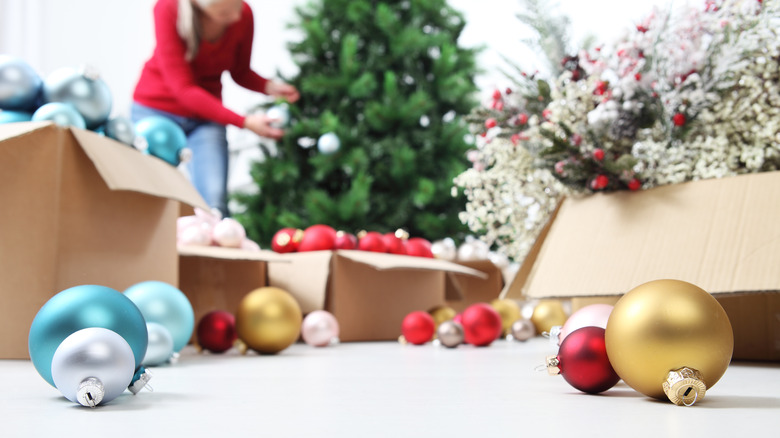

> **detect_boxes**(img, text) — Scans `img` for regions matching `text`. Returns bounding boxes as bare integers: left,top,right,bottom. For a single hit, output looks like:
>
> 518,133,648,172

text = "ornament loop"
662,367,707,406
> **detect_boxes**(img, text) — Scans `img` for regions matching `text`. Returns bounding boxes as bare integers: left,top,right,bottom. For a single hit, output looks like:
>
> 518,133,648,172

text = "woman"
133,0,299,217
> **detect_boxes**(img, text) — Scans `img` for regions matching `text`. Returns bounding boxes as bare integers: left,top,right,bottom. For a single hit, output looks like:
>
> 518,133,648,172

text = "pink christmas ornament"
557,304,613,345
301,310,340,347
212,218,246,248
241,238,261,252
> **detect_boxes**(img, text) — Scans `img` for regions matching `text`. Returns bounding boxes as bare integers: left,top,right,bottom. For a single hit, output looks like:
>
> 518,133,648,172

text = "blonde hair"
177,0,219,61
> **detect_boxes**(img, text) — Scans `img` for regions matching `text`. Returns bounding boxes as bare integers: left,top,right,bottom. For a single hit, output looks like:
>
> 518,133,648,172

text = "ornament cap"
128,366,152,395
77,377,105,408
663,367,707,406
547,325,563,345
545,355,561,376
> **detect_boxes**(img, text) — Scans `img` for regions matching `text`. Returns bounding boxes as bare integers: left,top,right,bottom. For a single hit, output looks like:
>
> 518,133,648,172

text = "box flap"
507,171,780,299
334,250,487,278
69,127,209,210
0,121,52,141
267,250,333,314
178,245,290,262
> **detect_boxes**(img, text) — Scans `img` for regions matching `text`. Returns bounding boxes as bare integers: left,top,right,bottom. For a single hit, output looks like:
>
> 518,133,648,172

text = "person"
132,0,299,217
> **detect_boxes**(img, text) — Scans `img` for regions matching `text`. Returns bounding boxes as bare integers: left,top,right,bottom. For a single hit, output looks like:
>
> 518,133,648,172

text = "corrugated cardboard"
446,260,504,313
268,250,485,342
0,122,208,359
505,171,780,360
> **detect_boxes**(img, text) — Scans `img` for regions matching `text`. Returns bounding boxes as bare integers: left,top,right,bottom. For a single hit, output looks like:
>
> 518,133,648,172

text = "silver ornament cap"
77,377,105,408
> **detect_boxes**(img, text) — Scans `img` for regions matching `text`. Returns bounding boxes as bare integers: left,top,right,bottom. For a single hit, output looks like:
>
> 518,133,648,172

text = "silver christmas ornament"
317,132,341,154
0,55,42,110
142,322,175,366
104,116,136,146
266,104,290,128
436,320,464,348
43,66,112,129
510,319,535,342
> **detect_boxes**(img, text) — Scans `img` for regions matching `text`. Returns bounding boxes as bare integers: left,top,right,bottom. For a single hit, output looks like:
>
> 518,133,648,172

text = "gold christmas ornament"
530,300,567,335
235,287,303,354
428,305,456,329
605,279,733,406
490,299,522,336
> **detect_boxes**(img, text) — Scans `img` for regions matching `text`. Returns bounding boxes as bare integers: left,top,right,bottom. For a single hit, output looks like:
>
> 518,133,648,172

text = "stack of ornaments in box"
431,235,519,284
270,224,435,257
177,208,261,251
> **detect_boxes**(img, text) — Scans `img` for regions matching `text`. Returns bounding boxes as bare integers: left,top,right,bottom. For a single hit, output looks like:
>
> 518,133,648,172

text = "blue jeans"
131,103,230,217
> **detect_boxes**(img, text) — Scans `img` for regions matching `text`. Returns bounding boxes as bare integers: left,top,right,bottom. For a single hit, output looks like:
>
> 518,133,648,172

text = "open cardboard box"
267,250,485,342
445,260,504,313
0,122,209,359
504,171,780,361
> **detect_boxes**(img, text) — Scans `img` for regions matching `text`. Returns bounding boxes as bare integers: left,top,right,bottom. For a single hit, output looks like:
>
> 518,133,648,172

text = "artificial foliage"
234,0,480,245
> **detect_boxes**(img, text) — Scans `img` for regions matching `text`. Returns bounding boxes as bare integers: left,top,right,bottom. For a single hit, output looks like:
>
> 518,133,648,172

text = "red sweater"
133,0,268,128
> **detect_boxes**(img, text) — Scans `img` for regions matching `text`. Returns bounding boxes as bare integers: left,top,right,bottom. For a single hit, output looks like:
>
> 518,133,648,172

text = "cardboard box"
504,171,780,361
267,250,485,342
0,122,208,359
178,245,288,328
446,260,504,313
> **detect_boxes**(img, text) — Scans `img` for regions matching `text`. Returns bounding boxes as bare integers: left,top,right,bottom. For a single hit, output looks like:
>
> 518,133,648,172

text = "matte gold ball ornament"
530,300,567,335
490,299,522,336
235,287,303,354
605,279,733,406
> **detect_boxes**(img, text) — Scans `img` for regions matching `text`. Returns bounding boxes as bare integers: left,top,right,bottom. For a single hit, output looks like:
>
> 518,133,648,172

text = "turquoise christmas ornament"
134,116,190,166
32,102,86,129
28,284,148,387
0,110,32,124
0,55,42,111
42,66,112,129
104,115,136,146
124,281,194,353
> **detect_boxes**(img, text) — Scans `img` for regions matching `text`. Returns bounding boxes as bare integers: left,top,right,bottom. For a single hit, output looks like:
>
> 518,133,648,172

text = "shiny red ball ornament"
548,326,619,394
401,311,435,345
271,228,303,253
334,231,358,250
461,303,502,346
382,233,406,255
404,237,433,258
197,310,238,353
297,224,337,252
358,231,387,253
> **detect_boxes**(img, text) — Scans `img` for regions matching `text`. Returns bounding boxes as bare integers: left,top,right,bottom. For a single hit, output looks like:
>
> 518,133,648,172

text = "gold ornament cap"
662,367,707,406
545,356,561,376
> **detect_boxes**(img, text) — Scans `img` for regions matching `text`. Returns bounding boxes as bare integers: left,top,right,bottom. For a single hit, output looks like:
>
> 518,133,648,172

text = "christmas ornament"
178,221,211,246
134,115,190,166
334,231,358,250
510,319,535,341
358,231,387,253
241,238,261,251
461,303,502,347
301,310,340,347
382,233,407,255
104,116,136,146
557,304,613,345
297,224,337,252
28,284,148,388
42,66,112,129
457,237,489,261
400,311,435,345
51,327,136,407
317,132,340,154
266,104,290,128
196,310,237,353
430,238,457,261
428,305,456,329
605,279,733,406
142,322,175,366
436,320,464,348
271,227,304,253
124,281,195,353
212,217,246,248
546,326,620,394
490,299,522,336
0,55,42,110
530,300,568,335
404,237,433,258
0,110,32,124
31,102,86,129
236,287,302,354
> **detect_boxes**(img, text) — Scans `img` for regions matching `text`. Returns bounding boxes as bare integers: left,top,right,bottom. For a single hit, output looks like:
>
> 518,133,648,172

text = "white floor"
1,337,778,437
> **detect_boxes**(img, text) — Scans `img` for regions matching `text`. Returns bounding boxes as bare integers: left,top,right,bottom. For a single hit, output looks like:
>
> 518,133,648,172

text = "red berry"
593,149,605,161
515,113,528,125
485,118,497,129
672,113,687,126
592,175,609,190
594,81,608,95
495,101,504,111
571,134,583,147
634,73,642,81
511,134,521,145
505,87,512,95
492,89,501,100
542,109,552,120
627,178,641,191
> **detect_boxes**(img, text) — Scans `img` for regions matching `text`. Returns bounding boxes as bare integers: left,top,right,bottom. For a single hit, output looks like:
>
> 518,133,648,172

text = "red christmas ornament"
382,233,407,255
547,326,619,394
358,231,387,253
460,303,502,347
298,224,337,252
197,310,237,353
401,311,435,345
672,113,687,127
271,228,303,253
627,178,642,191
404,237,433,258
334,231,358,250
591,174,609,190
592,148,605,161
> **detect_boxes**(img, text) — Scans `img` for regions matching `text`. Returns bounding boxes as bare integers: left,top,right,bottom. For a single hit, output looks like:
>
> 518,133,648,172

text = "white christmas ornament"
212,218,246,248
266,104,290,128
431,238,457,261
317,132,341,154
457,236,490,261
142,322,175,366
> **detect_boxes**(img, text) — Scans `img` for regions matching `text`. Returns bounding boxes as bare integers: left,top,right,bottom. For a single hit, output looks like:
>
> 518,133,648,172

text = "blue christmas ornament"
42,66,112,129
104,115,136,147
142,322,175,366
28,284,148,387
0,110,32,124
124,281,194,353
32,102,86,129
134,116,189,166
0,55,42,111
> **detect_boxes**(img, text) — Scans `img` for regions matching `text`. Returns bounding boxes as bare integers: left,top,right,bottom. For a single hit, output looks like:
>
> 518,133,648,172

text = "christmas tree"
234,0,480,246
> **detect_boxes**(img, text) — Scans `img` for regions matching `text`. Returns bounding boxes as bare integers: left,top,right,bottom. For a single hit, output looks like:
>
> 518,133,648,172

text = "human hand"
244,113,284,140
266,80,300,103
